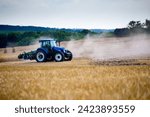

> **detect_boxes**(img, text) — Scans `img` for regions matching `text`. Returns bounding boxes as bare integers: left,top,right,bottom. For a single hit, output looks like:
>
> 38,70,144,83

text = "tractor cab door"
42,41,51,48
41,41,53,52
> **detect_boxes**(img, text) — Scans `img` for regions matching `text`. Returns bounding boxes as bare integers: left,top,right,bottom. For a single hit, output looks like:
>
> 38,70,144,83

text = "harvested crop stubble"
0,59,150,100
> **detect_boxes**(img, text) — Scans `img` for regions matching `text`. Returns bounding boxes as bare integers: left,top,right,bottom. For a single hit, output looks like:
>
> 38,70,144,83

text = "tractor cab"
39,39,58,48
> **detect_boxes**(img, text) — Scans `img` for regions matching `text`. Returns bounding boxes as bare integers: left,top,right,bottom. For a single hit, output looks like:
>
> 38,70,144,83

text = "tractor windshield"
50,41,57,47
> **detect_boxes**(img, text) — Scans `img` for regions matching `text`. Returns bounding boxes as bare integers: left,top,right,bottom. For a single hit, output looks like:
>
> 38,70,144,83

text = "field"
0,37,150,100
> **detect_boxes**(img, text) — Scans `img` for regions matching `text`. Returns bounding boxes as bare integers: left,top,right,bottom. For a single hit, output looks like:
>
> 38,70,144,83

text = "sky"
0,0,150,29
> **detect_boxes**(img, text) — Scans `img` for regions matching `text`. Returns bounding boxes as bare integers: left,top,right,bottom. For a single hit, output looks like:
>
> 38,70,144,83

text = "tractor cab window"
41,41,51,47
40,40,57,47
50,41,57,47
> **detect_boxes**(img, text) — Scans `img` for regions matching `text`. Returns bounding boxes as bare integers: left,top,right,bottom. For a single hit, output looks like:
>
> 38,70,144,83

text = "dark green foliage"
0,25,109,48
80,29,91,35
0,28,95,48
128,21,145,33
0,25,56,31
114,28,130,37
145,19,150,33
114,19,150,37
0,33,7,48
17,37,35,46
7,32,21,42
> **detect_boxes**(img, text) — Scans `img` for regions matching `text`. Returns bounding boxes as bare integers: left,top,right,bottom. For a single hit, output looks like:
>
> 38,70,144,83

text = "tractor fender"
53,46,64,53
53,49,62,54
37,48,49,54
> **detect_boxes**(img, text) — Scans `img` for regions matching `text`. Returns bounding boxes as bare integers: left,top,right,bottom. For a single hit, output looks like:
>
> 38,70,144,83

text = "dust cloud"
65,34,150,60
1,34,150,61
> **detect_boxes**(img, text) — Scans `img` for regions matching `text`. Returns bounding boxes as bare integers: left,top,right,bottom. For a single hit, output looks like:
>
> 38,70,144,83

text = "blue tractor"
18,39,73,62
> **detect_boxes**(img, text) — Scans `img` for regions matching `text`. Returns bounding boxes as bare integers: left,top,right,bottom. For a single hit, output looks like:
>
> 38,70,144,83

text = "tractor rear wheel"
54,52,64,62
36,50,47,62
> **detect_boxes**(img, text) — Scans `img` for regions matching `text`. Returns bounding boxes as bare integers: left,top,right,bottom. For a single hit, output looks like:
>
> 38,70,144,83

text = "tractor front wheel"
65,51,72,61
54,52,64,62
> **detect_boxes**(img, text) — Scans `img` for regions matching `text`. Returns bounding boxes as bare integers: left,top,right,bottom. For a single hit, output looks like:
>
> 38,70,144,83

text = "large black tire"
18,54,23,59
36,50,47,62
65,52,73,61
54,52,64,62
66,55,72,61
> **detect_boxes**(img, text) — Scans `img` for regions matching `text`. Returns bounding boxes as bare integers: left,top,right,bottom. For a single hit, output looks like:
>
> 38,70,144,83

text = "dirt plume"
65,34,150,60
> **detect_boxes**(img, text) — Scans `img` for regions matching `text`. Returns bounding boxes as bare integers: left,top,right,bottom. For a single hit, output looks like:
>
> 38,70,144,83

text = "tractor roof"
39,39,55,42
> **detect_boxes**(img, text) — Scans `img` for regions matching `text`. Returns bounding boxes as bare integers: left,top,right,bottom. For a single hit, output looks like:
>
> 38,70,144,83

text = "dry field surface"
0,37,150,100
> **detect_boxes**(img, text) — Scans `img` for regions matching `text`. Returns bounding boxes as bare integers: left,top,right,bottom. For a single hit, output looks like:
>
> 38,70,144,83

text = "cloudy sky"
0,0,149,29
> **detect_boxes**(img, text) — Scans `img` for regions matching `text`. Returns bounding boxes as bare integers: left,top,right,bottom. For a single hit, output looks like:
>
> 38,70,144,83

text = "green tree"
128,21,143,29
145,19,150,29
80,29,91,35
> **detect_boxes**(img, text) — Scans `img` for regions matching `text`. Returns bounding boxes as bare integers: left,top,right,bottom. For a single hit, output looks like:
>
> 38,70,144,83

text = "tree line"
114,19,150,36
0,29,94,48
1,19,149,48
